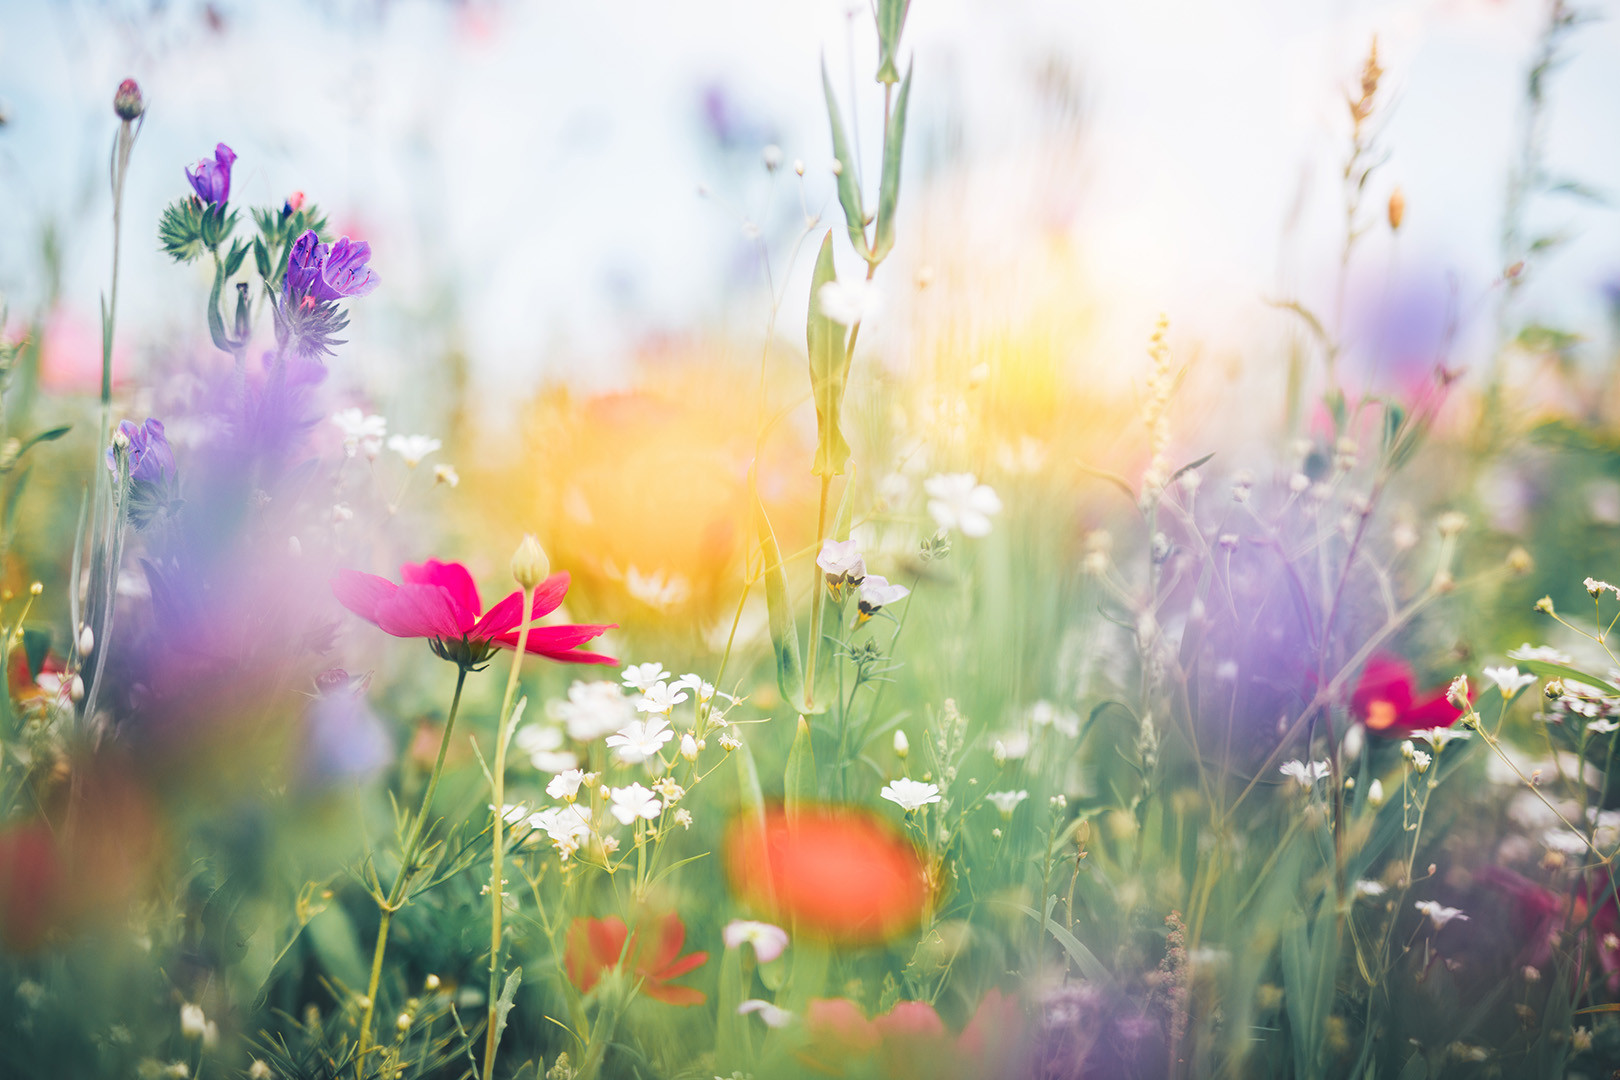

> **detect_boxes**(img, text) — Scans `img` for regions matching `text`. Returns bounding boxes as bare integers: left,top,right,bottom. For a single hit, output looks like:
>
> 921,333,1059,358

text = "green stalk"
357,665,469,1078
483,588,537,1080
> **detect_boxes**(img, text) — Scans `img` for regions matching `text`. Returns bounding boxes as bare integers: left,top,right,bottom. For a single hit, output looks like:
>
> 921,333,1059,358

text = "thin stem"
483,589,538,1080
357,664,469,1078
803,475,833,707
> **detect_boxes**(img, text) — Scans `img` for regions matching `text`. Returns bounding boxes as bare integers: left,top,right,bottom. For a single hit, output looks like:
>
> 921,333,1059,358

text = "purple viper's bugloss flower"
284,230,379,303
107,418,175,483
185,143,236,205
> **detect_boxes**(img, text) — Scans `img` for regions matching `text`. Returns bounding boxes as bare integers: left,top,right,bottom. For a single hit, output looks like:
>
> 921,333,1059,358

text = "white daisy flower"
881,778,942,812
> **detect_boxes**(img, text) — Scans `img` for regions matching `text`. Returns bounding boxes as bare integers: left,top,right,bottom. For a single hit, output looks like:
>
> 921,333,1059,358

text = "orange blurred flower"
725,805,928,945
564,912,708,1006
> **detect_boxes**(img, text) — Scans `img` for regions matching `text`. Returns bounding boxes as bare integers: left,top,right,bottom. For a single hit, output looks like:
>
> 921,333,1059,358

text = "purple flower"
185,143,237,206
107,418,175,484
284,230,379,304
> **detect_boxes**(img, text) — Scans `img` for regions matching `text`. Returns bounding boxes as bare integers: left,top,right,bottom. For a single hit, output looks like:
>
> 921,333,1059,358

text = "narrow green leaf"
807,232,851,479
1003,902,1114,988
870,62,912,264
821,60,870,258
1517,660,1618,696
735,739,767,833
492,967,522,1055
16,425,71,459
754,491,806,710
814,473,857,693
253,236,272,281
875,0,909,84
715,945,753,1071
224,238,250,279
784,715,818,817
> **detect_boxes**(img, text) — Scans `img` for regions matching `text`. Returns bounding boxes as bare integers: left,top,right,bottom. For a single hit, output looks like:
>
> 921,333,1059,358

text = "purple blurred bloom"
300,668,392,787
185,143,237,205
107,418,175,484
284,231,379,304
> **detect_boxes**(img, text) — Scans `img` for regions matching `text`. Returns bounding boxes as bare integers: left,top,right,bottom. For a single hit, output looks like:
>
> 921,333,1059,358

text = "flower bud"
511,534,550,589
893,729,909,759
763,144,782,171
28,581,42,596
680,733,699,762
68,675,84,703
1387,186,1405,231
424,974,441,991
114,78,145,121
1535,595,1555,615
77,625,94,657
1446,675,1469,709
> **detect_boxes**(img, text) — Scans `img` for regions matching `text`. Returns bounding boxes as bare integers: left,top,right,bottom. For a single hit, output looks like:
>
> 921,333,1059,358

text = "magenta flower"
185,143,237,205
331,559,616,669
284,231,379,304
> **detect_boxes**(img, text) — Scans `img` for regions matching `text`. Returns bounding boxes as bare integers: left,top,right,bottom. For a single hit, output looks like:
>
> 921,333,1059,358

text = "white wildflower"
331,408,386,459
818,277,882,326
816,539,866,582
1483,665,1537,699
880,778,942,812
621,662,671,692
1508,644,1573,665
605,716,675,764
723,920,789,963
1279,760,1331,788
1354,880,1387,898
608,783,663,825
986,790,1029,817
1414,900,1468,929
925,473,1002,537
556,680,636,741
857,574,911,612
635,681,689,715
737,999,793,1028
546,769,586,801
386,434,441,468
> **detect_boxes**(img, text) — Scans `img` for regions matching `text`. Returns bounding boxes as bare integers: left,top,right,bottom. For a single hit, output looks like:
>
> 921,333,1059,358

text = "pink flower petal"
374,583,469,639
400,560,482,624
472,590,527,640
331,570,399,624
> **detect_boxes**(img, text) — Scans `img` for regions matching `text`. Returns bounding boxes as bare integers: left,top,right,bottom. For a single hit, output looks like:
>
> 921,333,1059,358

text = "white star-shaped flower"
605,717,675,764
881,778,942,812
608,783,663,825
925,473,1002,537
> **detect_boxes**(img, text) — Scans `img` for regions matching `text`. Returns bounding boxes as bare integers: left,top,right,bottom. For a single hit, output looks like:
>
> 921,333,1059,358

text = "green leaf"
492,968,522,1057
158,198,207,263
1002,902,1114,988
15,425,70,461
304,905,368,994
1516,660,1618,696
715,946,753,1072
821,60,870,259
784,715,818,817
870,62,912,264
875,0,910,84
807,232,851,478
253,236,272,281
753,491,808,711
224,238,250,279
735,740,767,834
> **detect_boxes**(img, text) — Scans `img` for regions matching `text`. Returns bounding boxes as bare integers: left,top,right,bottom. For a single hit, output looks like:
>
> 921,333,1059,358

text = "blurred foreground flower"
332,558,615,668
725,806,927,944
801,990,1024,1079
564,913,708,1005
1351,654,1463,737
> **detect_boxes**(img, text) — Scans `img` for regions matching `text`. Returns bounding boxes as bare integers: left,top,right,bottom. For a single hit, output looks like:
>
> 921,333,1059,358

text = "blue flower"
107,418,174,483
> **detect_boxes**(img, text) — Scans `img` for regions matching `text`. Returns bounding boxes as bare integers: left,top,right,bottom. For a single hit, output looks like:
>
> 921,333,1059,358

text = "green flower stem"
357,664,469,1078
483,587,536,1080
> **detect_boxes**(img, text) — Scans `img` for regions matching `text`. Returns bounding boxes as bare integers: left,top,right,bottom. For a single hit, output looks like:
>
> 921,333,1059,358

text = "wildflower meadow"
6,2,1620,1078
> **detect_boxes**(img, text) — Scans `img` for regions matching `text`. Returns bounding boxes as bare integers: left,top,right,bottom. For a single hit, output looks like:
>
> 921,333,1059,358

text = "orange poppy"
725,805,929,945
564,912,708,1006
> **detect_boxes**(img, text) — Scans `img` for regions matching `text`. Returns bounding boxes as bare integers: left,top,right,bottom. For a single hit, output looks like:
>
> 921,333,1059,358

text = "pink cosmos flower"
332,559,616,668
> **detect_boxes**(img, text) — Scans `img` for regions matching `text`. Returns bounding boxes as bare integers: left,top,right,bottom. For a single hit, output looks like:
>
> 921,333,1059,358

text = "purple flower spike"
107,418,175,484
284,230,380,304
185,143,237,206
318,237,379,300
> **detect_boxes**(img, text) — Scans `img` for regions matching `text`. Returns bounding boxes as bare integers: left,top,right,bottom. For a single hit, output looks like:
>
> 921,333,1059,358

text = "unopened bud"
1535,595,1555,615
793,159,806,176
77,625,94,657
1505,546,1532,574
830,158,843,176
1387,187,1405,231
28,581,42,596
68,674,84,702
1446,675,1469,709
424,974,441,991
396,1012,412,1031
894,729,909,759
511,534,550,589
680,733,699,762
113,78,145,121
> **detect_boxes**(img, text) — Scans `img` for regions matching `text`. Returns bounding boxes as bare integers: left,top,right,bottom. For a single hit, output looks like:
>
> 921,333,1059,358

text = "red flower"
801,991,1024,1079
331,558,615,668
564,913,708,1006
725,806,928,945
1351,653,1462,736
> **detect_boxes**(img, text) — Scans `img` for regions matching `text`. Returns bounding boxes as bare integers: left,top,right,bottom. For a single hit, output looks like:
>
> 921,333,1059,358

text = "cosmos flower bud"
511,534,550,590
113,79,144,122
